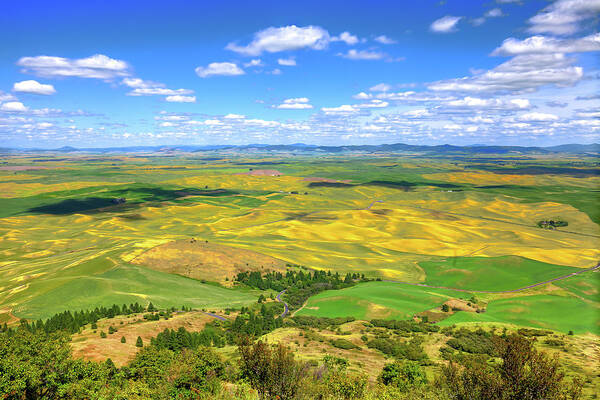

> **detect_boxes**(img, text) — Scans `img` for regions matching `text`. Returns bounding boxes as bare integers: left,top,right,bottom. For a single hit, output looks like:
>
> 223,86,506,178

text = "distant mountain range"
1,143,599,155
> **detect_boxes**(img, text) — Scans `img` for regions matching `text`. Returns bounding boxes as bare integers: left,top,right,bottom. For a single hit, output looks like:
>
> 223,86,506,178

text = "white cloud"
527,0,600,35
403,108,431,117
374,35,397,44
468,116,495,123
338,49,386,60
122,77,163,89
428,53,583,93
0,101,28,112
485,8,504,17
443,123,462,130
17,54,130,79
446,96,530,109
226,25,330,56
277,57,297,66
321,104,359,115
370,83,392,92
355,99,389,108
352,92,373,99
430,16,462,33
269,68,282,75
244,59,264,67
224,113,246,119
519,112,559,121
492,33,600,56
274,97,313,109
195,62,245,77
128,88,194,96
165,95,196,103
13,80,56,95
332,31,359,45
0,91,16,102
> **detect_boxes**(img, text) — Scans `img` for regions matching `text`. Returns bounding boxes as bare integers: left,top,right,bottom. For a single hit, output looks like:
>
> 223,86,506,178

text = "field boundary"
384,261,600,294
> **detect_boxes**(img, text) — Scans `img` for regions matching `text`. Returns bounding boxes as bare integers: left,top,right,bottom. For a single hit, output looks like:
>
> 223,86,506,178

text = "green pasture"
295,281,469,320
419,256,580,292
12,263,258,320
438,293,600,334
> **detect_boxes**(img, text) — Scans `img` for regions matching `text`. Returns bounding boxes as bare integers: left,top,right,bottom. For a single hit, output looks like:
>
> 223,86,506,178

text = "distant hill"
3,143,599,155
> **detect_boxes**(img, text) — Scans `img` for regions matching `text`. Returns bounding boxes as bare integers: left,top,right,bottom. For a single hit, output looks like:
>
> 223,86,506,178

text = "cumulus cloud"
195,62,245,77
374,35,397,44
338,49,386,60
17,54,130,79
243,59,264,67
321,104,359,115
13,80,56,95
430,16,462,33
492,33,600,55
121,77,195,100
527,0,600,35
428,53,583,93
0,101,28,112
223,113,245,119
277,57,296,66
165,95,196,103
226,25,330,56
274,97,313,109
518,112,559,121
332,31,360,45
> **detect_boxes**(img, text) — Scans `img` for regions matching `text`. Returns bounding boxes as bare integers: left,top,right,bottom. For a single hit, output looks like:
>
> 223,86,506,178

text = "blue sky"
0,0,598,148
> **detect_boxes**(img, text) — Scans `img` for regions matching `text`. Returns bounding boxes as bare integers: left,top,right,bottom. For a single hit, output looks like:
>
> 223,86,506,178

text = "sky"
0,0,599,148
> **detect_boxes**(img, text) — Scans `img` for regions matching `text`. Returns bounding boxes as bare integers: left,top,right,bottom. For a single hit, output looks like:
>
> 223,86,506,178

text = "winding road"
276,289,289,318
384,262,600,294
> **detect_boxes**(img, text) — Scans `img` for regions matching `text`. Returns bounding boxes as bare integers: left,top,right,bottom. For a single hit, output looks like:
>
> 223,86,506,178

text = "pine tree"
136,336,143,347
121,336,126,343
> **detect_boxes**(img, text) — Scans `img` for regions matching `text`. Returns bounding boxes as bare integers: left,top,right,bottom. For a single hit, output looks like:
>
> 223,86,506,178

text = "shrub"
331,338,359,350
100,331,107,338
379,360,427,391
136,336,143,347
442,334,583,400
121,336,126,343
238,337,309,400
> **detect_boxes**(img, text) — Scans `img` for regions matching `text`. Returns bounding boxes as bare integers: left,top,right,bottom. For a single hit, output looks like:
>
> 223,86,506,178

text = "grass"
418,256,580,292
295,281,469,320
13,264,258,320
438,293,600,334
1,154,599,335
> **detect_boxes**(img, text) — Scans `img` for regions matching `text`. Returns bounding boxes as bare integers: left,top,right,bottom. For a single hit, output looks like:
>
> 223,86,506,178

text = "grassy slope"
13,264,257,320
418,256,580,292
438,293,600,334
295,281,469,320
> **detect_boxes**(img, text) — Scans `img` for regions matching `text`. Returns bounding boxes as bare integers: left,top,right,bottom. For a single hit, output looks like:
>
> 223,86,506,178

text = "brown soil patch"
131,239,288,283
71,311,216,366
236,169,282,176
303,177,352,183
443,299,478,312
0,166,49,171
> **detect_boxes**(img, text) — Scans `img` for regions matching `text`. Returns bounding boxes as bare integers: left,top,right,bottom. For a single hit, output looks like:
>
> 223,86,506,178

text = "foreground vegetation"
0,325,585,400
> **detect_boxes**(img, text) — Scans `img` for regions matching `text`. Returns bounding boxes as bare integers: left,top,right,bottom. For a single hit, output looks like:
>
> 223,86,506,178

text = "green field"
12,263,258,320
418,256,580,292
295,281,470,320
0,154,598,336
438,293,600,334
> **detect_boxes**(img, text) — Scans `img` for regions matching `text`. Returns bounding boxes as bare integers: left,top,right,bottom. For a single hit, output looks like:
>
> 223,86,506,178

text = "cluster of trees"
367,336,428,362
235,269,369,311
0,325,584,399
4,302,159,335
